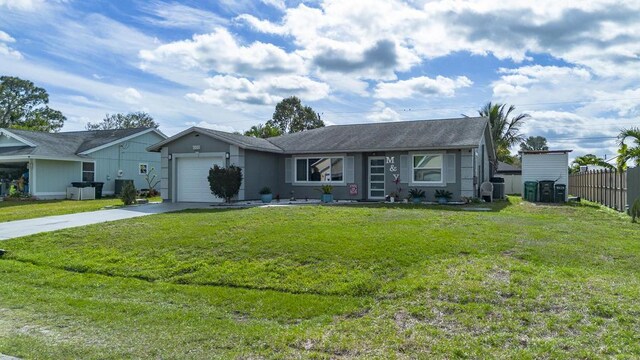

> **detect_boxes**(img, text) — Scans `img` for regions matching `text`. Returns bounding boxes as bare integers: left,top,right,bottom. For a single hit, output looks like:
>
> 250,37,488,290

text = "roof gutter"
0,155,86,162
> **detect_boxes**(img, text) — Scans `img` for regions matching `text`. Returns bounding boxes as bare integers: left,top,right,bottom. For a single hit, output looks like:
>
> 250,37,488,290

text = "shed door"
177,157,224,202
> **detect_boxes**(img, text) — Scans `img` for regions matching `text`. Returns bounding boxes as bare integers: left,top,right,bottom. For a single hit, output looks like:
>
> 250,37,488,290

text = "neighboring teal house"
0,127,166,199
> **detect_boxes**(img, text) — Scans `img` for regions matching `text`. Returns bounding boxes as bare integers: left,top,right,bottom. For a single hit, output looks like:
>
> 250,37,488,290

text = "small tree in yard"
120,182,137,205
208,165,242,203
144,167,161,197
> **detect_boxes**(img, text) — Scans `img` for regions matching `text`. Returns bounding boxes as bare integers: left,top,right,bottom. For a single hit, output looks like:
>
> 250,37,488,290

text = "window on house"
412,154,442,183
82,162,95,182
295,157,344,182
139,163,148,175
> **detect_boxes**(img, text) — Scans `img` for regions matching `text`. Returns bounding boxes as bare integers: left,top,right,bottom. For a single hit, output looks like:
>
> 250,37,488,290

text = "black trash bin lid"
71,181,91,188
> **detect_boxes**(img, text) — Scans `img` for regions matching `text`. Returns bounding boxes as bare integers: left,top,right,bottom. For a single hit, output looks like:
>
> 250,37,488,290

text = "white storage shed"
521,150,572,201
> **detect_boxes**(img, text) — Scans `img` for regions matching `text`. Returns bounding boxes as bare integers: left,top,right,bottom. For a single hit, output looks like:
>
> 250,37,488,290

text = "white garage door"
177,157,224,202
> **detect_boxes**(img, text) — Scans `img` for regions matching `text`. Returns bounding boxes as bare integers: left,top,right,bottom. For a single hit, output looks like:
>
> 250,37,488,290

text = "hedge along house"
0,127,166,199
148,117,495,203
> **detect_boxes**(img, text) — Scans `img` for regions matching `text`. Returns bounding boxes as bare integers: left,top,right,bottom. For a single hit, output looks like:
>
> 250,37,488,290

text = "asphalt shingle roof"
196,127,283,153
496,161,521,174
267,117,489,153
147,117,490,155
0,128,155,159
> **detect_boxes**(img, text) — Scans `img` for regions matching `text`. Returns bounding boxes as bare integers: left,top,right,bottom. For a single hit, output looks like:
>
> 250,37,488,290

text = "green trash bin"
554,184,566,203
524,181,538,202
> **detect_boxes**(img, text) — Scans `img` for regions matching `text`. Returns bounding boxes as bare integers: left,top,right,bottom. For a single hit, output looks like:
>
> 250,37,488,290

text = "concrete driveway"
0,202,213,241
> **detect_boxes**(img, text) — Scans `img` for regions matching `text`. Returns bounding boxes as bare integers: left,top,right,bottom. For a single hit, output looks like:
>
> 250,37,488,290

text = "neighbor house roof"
148,117,492,155
0,127,165,161
496,161,521,174
519,150,573,154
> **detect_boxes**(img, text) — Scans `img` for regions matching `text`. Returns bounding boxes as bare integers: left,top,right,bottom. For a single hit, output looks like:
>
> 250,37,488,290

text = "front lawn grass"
1,197,639,358
0,197,162,222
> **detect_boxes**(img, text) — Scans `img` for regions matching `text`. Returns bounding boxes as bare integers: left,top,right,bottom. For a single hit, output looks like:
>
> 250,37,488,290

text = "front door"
368,156,385,200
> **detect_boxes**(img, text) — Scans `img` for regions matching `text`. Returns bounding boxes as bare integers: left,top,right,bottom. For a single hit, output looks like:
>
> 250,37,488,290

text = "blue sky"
1,0,639,160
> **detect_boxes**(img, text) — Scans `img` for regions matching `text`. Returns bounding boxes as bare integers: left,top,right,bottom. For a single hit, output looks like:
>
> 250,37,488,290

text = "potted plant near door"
434,189,453,204
259,186,273,203
317,185,334,203
408,188,425,204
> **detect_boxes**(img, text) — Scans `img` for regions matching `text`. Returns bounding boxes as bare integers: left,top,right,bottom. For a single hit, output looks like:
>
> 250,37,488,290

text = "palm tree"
570,154,614,173
618,127,640,168
244,123,283,138
478,102,530,172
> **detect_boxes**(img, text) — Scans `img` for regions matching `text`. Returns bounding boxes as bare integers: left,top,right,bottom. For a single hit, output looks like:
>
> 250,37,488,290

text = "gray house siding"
161,133,234,201
384,150,462,202
278,152,364,201
243,149,280,200
88,131,164,194
275,150,463,202
152,119,495,203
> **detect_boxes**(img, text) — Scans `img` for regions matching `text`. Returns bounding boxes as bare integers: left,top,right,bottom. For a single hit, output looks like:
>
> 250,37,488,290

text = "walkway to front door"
368,157,385,200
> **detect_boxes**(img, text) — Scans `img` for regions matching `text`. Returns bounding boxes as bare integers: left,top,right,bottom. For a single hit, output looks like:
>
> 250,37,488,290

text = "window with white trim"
82,162,95,182
412,154,443,183
139,163,148,175
295,157,344,183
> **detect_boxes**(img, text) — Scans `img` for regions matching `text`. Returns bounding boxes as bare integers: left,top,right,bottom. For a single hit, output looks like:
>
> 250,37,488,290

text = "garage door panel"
177,157,224,202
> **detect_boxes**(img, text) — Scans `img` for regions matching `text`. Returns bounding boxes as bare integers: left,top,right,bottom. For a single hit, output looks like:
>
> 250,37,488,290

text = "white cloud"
374,75,472,99
589,88,640,117
115,87,143,105
490,64,640,122
239,0,640,82
0,44,22,59
260,0,286,11
0,30,15,42
492,65,591,98
0,0,44,11
139,1,228,29
139,28,305,78
185,120,237,133
0,30,21,59
367,101,401,122
186,74,330,107
0,54,256,134
521,110,622,158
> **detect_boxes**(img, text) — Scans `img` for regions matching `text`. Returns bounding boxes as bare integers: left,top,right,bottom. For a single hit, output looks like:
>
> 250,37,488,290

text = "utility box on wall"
520,150,572,202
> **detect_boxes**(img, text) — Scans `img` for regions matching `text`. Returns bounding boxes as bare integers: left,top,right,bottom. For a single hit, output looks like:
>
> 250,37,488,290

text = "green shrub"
434,189,453,200
208,165,243,203
120,182,137,205
631,197,640,223
408,188,425,199
316,185,333,194
259,186,272,195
